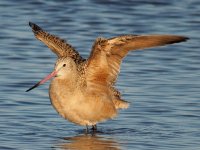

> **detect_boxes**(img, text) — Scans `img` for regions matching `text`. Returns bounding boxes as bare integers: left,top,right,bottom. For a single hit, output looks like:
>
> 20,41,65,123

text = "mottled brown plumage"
29,22,85,64
27,22,188,130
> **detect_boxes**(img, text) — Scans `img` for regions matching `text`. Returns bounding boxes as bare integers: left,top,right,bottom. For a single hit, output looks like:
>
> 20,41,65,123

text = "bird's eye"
63,64,66,67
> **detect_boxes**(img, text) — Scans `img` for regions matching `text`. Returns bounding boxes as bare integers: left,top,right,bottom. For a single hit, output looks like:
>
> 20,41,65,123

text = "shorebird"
26,22,188,131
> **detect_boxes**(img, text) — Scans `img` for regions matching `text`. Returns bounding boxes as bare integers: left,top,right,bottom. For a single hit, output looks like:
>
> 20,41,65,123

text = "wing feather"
86,34,188,89
29,22,85,63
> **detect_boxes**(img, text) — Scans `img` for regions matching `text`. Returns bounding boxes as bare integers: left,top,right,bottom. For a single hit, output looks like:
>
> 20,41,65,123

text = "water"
0,0,199,149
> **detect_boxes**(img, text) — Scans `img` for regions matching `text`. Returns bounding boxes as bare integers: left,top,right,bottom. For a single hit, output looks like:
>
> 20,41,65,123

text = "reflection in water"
57,133,121,150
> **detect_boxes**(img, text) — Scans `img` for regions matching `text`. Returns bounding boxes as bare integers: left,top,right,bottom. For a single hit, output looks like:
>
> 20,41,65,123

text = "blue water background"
0,0,199,149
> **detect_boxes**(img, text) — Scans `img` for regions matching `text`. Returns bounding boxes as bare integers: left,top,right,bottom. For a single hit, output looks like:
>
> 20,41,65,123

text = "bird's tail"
112,99,129,109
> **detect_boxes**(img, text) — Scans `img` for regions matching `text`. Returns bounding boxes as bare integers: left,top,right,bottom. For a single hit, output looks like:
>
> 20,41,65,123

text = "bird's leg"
85,125,89,133
92,124,97,131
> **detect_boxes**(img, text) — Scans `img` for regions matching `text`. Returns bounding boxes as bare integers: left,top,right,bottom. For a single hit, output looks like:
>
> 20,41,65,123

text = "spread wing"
86,34,188,91
29,22,85,64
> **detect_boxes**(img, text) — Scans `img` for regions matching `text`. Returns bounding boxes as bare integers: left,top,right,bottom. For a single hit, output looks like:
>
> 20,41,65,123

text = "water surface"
0,0,199,149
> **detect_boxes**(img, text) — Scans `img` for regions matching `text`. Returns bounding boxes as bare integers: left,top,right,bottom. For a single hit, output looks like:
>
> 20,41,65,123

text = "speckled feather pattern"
29,22,188,126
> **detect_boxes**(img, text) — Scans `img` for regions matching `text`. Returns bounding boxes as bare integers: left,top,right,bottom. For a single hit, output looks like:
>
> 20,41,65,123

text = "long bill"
26,70,58,92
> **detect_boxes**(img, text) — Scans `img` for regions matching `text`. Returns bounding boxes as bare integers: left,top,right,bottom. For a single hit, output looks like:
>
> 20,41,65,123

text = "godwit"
26,22,188,131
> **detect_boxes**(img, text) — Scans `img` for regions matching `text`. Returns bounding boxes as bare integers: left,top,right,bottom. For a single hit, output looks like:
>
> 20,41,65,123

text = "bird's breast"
49,79,81,115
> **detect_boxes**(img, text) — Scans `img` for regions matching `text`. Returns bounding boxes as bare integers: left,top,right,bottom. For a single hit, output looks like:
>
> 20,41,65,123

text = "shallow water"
0,0,200,149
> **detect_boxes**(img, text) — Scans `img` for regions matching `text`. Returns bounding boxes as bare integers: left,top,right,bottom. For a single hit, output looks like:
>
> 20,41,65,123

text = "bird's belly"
49,77,117,126
49,90,117,126
49,91,88,125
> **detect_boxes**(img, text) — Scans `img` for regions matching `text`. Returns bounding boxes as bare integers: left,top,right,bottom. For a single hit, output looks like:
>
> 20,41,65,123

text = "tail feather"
112,99,129,109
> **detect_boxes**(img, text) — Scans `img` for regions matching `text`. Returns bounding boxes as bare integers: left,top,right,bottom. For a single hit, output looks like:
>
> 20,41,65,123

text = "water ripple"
0,0,199,149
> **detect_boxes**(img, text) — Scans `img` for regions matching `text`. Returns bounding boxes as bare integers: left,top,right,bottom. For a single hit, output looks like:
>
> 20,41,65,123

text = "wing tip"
179,36,189,42
28,21,42,33
161,35,189,45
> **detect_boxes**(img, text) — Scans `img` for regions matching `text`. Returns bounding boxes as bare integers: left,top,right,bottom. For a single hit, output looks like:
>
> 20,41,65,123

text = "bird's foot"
84,124,97,134
92,125,97,131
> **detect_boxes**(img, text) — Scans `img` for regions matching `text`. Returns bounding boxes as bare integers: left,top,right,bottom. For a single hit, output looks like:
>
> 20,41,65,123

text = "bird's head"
26,57,77,92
